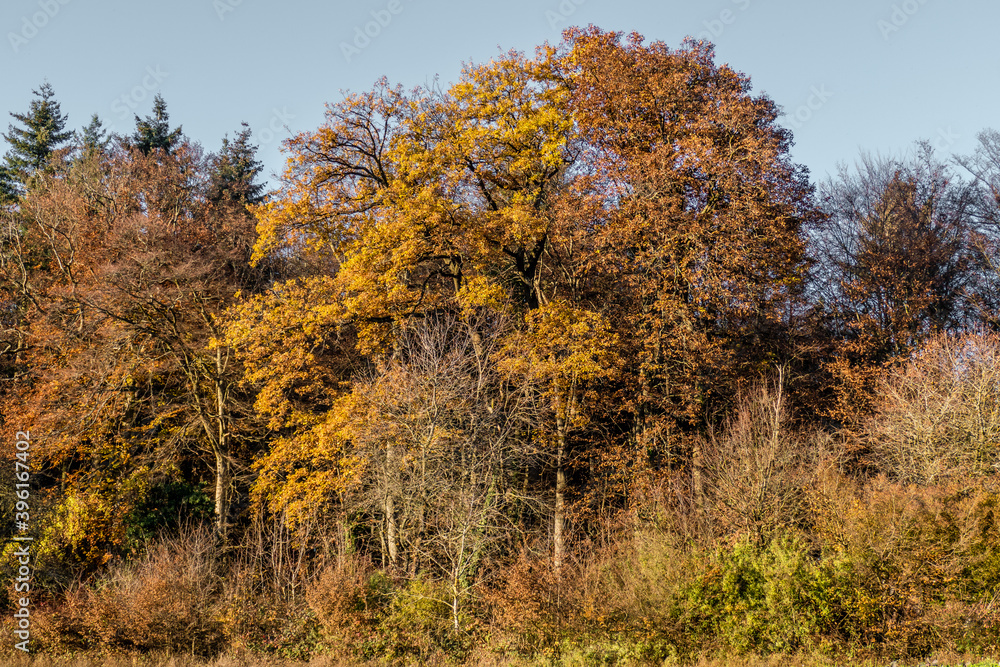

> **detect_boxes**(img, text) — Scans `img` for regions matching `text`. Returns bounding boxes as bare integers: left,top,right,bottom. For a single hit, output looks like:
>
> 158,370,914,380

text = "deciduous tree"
559,27,819,470
1,138,263,550
811,145,979,425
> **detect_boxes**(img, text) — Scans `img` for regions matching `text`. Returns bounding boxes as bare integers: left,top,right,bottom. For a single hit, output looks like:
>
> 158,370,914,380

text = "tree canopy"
2,82,72,198
7,27,1000,662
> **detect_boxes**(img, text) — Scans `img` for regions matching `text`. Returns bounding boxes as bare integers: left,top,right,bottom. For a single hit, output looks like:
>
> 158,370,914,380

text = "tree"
234,52,603,571
231,30,823,574
250,53,585,331
814,146,977,354
558,28,820,469
702,375,807,544
865,330,1000,484
955,128,1000,329
0,165,16,206
497,302,617,568
810,145,979,424
2,82,72,196
1,140,262,550
356,315,535,626
75,113,111,159
131,94,183,155
207,123,267,207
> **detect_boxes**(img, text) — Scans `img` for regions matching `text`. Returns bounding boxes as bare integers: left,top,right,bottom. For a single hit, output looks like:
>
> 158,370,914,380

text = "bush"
125,479,214,550
484,551,586,657
701,379,811,543
220,563,321,659
808,471,1000,656
868,330,1000,485
29,526,226,655
307,558,475,662
306,553,390,648
675,535,835,655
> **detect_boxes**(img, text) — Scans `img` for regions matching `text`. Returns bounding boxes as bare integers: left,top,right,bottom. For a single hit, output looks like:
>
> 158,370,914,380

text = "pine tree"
2,82,72,195
75,113,110,158
0,166,17,206
207,122,266,206
131,94,182,155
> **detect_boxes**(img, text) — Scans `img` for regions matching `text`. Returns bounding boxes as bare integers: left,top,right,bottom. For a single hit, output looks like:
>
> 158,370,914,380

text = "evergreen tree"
2,82,72,195
131,94,182,155
207,122,266,206
0,166,17,207
75,113,110,158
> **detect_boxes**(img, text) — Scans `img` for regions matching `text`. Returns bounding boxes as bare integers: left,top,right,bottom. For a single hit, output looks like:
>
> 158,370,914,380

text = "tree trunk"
554,411,567,570
386,494,399,568
212,347,231,538
214,446,230,537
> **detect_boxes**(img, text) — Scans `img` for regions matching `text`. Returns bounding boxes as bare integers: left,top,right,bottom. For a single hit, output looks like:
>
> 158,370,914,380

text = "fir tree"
2,82,72,195
131,94,182,155
207,122,266,206
0,166,17,206
76,113,110,158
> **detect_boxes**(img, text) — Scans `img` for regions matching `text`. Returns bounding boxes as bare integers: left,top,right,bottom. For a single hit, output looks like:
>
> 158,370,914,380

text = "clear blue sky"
1,0,995,188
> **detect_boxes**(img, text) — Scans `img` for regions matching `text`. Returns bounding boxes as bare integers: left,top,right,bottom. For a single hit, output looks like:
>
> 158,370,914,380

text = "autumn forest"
3,26,1000,665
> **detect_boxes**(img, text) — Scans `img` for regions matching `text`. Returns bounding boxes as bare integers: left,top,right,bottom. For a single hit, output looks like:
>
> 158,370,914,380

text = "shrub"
809,471,1000,656
701,378,811,544
306,553,389,648
868,330,1000,485
677,535,836,655
484,552,585,657
37,526,227,655
124,479,214,550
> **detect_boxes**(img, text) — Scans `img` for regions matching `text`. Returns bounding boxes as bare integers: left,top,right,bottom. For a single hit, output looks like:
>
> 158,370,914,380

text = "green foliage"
679,536,836,654
207,121,266,206
2,81,72,195
130,94,182,154
125,480,214,550
309,563,476,662
371,577,475,661
75,113,110,158
0,163,18,204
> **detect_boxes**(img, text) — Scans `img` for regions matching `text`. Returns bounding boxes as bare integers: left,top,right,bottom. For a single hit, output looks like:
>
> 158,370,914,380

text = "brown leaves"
557,27,818,430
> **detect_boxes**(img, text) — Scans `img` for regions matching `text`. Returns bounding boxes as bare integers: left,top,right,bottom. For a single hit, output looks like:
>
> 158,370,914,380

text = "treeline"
2,27,1000,663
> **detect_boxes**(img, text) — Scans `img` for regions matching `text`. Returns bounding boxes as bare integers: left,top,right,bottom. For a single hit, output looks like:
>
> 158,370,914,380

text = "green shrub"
125,479,214,550
676,535,833,654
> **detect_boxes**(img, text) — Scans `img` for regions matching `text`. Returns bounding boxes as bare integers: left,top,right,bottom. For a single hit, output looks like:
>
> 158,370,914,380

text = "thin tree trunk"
213,346,231,538
214,446,230,536
386,494,399,568
554,409,567,570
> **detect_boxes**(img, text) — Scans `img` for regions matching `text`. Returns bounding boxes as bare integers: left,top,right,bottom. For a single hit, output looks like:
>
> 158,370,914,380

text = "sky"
0,0,996,190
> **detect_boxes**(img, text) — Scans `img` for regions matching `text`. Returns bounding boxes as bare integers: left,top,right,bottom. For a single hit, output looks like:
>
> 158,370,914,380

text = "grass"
0,652,350,667
1,652,999,667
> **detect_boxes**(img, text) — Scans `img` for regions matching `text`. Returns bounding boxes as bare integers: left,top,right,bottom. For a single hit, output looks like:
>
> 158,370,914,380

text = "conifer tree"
131,94,182,154
76,113,110,158
0,166,16,206
2,82,72,196
207,122,266,206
